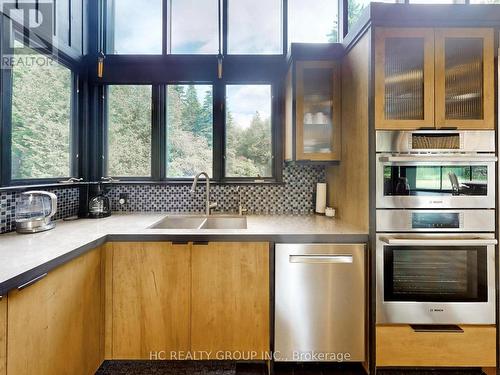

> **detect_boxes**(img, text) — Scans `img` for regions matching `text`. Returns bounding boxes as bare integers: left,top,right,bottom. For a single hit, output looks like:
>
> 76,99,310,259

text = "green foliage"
108,85,152,176
226,111,272,178
166,85,213,178
11,57,71,179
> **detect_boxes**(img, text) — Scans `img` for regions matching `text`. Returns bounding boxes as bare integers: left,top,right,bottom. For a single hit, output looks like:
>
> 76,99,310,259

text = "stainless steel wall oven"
376,232,496,324
375,130,497,325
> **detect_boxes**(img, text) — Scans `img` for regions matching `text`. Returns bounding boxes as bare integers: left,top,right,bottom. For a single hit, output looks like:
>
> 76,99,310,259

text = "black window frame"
0,13,81,188
99,0,285,183
101,79,280,183
103,83,157,181
222,82,278,182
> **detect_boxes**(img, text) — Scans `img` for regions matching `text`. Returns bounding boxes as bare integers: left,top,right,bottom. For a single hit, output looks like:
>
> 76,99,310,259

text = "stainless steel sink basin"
149,215,247,230
200,216,247,229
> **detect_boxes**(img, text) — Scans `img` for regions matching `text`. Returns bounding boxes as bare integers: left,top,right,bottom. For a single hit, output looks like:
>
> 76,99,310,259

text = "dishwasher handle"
289,254,353,264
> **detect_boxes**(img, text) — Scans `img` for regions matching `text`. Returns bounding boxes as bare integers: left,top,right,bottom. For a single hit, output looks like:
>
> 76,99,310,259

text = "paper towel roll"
315,183,327,214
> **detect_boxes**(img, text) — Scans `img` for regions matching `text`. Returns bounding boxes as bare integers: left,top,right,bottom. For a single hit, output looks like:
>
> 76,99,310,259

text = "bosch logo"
429,308,444,313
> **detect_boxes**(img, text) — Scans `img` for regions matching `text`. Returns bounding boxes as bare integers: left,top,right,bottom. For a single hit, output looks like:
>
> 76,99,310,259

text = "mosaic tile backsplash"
0,164,325,234
108,164,326,215
0,187,79,234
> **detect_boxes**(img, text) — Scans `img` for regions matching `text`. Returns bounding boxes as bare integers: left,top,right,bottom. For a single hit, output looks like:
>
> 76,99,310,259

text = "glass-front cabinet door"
295,61,341,161
434,28,494,130
375,28,435,130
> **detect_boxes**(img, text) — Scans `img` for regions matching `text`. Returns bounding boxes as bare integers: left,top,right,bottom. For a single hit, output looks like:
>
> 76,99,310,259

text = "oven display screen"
412,212,460,229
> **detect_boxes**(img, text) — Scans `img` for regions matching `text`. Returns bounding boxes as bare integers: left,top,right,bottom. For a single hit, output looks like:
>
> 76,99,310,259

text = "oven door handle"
380,236,498,246
379,155,498,163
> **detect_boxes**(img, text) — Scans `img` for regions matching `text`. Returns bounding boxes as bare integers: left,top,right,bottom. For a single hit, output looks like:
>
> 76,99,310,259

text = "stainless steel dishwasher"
274,243,365,362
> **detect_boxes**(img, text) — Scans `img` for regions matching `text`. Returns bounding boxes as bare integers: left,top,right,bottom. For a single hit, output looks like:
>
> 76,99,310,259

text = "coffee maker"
15,191,58,234
79,183,111,219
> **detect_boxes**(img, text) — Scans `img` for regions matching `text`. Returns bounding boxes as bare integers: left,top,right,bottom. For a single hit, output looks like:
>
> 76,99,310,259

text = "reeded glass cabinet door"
296,61,341,161
435,28,494,129
375,28,435,129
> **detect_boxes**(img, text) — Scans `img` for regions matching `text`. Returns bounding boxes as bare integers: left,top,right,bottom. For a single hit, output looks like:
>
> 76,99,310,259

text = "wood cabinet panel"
7,248,102,375
191,242,270,359
434,28,495,130
111,242,191,359
375,28,435,130
376,325,496,367
0,297,6,375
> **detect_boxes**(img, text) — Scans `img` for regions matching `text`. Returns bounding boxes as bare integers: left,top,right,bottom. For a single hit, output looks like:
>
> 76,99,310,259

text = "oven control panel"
377,209,495,232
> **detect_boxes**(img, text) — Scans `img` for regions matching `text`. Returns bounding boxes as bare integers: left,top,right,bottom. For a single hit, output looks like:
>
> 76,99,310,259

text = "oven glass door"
383,165,488,197
384,245,487,302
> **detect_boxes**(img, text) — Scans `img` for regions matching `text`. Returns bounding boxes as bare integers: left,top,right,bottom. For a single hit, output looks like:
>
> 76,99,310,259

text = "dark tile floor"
95,361,488,375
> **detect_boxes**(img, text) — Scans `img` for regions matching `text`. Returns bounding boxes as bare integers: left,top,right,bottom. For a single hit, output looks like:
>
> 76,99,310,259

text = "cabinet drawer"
376,325,496,367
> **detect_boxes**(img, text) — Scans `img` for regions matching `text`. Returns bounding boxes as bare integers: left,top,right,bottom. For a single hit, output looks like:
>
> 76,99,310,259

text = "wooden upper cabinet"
286,60,342,161
7,248,102,375
375,27,495,130
375,28,435,130
434,28,495,130
111,242,191,359
191,242,270,358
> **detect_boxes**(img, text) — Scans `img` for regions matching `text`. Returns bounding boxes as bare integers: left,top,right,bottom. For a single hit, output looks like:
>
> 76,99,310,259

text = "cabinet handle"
410,324,463,333
193,241,209,246
18,273,47,291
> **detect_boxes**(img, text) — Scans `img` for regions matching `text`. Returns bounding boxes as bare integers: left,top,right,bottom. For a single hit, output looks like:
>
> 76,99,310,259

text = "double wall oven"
376,130,497,325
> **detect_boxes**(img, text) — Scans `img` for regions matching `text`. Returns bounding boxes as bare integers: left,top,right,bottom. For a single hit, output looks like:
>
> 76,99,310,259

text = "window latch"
98,52,106,79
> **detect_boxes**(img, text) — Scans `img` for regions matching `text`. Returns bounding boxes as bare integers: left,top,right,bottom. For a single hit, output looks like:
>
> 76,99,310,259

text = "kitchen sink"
149,215,247,230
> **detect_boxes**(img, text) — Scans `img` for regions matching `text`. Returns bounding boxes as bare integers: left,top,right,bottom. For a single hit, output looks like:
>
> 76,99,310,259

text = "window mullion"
222,0,228,55
213,81,225,181
71,73,79,178
158,85,167,179
0,61,13,187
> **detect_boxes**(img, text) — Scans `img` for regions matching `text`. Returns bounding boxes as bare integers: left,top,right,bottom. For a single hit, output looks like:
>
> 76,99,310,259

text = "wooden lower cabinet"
376,325,496,367
110,242,191,359
191,242,270,359
7,248,103,375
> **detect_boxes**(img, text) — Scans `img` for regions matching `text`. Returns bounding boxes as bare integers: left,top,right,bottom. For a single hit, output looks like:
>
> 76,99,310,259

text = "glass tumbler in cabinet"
434,28,494,130
296,61,341,161
375,28,435,129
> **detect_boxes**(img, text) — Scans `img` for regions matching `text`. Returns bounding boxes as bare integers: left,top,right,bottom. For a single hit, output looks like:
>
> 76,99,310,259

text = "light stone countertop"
0,213,368,295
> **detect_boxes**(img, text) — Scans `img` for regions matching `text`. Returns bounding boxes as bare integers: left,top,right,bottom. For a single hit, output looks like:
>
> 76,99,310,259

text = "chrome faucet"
190,172,217,216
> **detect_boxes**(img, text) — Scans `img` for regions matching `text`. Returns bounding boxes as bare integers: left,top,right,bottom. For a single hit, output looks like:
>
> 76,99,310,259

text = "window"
225,85,273,178
409,0,465,3
227,0,282,54
348,0,396,28
168,0,219,54
167,85,213,178
288,0,339,43
107,0,162,54
107,85,152,177
11,49,72,180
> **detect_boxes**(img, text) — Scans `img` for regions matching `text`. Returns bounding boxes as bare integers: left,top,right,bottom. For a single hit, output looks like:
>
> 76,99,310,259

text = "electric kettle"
15,191,58,234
